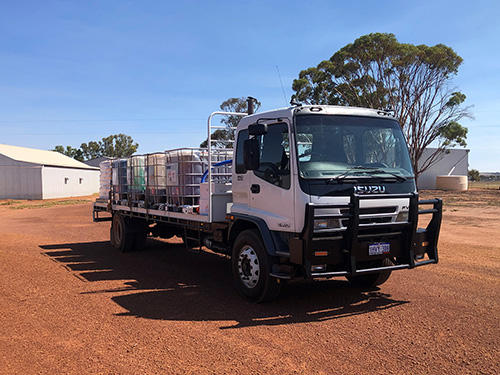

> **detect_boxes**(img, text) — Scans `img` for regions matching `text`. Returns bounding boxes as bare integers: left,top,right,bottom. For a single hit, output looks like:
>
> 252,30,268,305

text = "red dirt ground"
0,190,499,374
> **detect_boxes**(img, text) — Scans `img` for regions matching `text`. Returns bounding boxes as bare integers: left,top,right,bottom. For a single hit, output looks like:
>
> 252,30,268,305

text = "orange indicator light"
314,251,328,257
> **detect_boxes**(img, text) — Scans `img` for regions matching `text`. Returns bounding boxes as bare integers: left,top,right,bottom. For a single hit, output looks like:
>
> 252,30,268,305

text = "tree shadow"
40,239,409,329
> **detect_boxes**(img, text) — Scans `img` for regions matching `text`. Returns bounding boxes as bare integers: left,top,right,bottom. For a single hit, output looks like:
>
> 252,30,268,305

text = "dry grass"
469,181,500,190
0,196,95,210
420,188,500,207
10,199,91,210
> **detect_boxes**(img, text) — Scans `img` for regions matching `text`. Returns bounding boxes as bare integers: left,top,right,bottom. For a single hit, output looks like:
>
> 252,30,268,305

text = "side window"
235,129,249,174
254,123,290,189
297,133,313,162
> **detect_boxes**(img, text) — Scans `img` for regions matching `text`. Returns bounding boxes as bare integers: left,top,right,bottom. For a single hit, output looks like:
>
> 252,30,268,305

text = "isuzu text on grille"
354,185,386,194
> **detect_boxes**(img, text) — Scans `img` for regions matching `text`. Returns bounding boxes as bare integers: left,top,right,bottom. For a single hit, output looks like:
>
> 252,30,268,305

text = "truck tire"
232,229,281,303
110,227,116,248
346,258,392,288
111,213,136,252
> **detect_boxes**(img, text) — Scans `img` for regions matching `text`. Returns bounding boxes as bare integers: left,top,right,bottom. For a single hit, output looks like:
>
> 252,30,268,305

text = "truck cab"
227,105,441,301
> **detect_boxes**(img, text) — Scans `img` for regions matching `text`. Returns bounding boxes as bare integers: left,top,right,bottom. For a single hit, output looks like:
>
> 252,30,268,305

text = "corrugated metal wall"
0,155,43,199
41,167,99,199
1,154,99,199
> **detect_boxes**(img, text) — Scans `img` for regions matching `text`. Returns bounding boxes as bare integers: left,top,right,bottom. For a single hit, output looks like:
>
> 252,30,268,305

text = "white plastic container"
99,160,112,200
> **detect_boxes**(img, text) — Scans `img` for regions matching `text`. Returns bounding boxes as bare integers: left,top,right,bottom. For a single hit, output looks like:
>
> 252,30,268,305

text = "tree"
79,141,101,160
468,169,480,182
52,145,84,162
292,33,472,181
200,97,261,148
53,134,139,161
85,134,138,159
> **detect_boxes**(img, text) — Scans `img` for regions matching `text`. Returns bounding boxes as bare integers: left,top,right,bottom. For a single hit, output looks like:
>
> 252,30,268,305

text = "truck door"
248,122,295,231
231,128,251,216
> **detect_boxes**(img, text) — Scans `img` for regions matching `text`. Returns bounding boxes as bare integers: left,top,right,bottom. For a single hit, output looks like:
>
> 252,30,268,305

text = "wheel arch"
228,215,278,256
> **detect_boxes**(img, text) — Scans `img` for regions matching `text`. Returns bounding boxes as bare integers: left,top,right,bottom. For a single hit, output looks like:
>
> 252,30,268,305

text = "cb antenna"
276,65,288,106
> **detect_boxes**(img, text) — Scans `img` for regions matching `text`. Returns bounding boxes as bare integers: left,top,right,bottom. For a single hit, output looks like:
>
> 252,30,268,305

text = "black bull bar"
289,193,442,277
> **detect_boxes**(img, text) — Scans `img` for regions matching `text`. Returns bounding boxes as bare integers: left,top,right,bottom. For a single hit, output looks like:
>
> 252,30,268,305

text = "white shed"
0,144,99,200
417,148,469,190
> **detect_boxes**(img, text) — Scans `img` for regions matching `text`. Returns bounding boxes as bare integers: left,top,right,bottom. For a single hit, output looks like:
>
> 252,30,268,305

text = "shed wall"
418,148,469,190
41,167,99,199
0,155,43,199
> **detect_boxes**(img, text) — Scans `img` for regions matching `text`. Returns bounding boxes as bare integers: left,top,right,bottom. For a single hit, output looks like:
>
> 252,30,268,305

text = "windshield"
295,115,414,180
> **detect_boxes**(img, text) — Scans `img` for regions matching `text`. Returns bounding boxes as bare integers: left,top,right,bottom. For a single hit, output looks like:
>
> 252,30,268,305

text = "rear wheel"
346,258,393,288
232,229,281,302
111,213,138,252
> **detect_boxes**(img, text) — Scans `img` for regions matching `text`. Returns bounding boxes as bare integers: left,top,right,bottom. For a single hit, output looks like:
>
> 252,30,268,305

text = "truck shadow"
40,239,409,329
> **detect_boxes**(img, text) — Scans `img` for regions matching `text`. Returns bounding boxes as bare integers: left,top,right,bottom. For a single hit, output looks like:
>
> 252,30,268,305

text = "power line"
0,118,206,123
3,131,203,136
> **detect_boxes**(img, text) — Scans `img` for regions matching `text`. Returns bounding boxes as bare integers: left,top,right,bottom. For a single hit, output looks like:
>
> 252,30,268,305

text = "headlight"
395,210,409,222
314,218,340,230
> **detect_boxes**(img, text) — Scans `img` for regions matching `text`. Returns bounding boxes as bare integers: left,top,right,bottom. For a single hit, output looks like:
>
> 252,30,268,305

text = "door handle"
251,184,260,194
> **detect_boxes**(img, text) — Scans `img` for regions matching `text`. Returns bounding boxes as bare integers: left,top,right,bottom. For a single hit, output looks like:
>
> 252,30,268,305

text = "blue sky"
1,0,499,172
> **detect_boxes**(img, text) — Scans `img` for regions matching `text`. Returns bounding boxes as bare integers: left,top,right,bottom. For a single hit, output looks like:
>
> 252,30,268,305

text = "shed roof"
0,144,98,170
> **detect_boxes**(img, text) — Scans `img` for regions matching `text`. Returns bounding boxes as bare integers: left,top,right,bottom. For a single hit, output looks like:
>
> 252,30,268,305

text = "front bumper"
289,193,442,278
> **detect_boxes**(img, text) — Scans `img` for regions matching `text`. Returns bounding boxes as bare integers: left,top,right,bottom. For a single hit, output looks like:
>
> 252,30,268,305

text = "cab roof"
238,105,394,128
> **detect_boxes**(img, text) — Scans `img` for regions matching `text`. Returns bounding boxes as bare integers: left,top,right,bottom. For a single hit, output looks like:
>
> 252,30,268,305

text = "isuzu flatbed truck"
93,100,442,302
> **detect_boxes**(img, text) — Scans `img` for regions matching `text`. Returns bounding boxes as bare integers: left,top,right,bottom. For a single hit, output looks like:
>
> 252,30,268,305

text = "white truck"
93,99,442,302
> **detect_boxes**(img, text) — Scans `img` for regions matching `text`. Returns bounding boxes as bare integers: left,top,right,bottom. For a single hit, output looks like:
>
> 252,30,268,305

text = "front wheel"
232,230,281,303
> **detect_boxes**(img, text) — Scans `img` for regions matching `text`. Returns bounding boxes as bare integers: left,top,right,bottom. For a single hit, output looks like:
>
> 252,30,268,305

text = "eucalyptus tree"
292,33,472,180
54,134,138,161
200,97,261,148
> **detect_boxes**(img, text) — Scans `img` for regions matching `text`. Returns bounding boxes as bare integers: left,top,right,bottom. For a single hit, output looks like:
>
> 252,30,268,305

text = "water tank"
436,175,468,191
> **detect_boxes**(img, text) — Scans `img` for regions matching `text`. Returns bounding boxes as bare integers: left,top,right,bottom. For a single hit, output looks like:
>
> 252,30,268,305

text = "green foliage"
468,169,480,182
52,145,84,161
200,97,261,148
439,121,468,147
200,129,232,148
220,97,261,128
292,33,472,179
53,134,138,161
83,134,138,159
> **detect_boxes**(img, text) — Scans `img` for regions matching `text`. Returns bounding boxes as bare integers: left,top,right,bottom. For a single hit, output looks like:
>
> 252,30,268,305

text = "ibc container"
164,148,209,207
128,156,146,193
112,159,128,196
209,149,233,183
98,160,112,200
147,153,167,207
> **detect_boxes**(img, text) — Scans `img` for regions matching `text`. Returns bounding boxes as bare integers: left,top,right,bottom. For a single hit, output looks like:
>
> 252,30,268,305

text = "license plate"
369,243,390,256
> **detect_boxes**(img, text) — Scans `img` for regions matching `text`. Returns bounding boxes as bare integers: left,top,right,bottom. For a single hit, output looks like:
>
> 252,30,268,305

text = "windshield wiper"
327,166,373,183
365,169,408,182
327,166,408,183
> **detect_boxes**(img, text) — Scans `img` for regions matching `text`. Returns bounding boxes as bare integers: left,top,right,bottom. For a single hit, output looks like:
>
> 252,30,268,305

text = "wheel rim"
237,245,260,289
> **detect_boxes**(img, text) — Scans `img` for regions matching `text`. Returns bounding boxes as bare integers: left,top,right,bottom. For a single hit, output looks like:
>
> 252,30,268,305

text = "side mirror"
243,138,260,171
248,123,268,136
